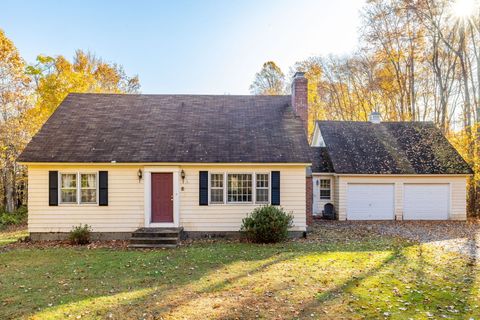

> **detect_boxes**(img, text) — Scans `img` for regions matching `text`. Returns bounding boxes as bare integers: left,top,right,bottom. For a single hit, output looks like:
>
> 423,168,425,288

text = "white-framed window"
80,173,97,204
60,172,98,204
255,173,269,203
227,173,252,203
210,173,224,204
208,172,272,205
320,179,331,200
60,173,77,203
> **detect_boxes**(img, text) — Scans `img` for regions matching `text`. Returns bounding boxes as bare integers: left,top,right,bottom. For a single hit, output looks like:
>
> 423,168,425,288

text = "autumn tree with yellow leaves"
0,29,140,214
251,0,479,215
26,50,140,134
0,29,31,213
250,61,286,95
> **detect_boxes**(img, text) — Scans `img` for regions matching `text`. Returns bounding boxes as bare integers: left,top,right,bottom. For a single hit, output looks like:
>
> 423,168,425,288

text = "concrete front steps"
128,227,183,248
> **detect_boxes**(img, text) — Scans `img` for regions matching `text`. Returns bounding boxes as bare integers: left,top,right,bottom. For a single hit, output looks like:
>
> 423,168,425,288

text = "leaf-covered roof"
313,121,472,174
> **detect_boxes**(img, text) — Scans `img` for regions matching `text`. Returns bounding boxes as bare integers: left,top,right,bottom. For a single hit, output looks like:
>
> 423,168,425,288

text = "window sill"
208,202,271,206
58,203,99,207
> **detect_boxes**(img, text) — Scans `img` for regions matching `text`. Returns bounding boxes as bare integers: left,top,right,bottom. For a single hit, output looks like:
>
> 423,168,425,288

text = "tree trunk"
2,165,16,213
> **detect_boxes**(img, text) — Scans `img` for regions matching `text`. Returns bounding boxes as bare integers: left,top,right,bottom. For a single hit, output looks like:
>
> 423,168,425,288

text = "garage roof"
314,121,473,175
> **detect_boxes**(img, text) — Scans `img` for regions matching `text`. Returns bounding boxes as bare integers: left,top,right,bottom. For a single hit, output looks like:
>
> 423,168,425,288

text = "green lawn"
0,229,479,319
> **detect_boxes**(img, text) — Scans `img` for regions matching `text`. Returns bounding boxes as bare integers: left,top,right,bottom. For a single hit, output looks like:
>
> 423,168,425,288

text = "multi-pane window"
209,173,271,204
80,173,97,203
60,172,97,204
256,173,269,203
227,174,252,203
320,179,331,200
210,173,224,203
61,173,77,203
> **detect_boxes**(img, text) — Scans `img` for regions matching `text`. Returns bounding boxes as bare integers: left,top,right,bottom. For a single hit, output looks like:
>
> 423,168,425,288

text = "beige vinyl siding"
27,164,307,233
336,175,468,221
179,165,306,231
28,165,144,233
333,176,340,214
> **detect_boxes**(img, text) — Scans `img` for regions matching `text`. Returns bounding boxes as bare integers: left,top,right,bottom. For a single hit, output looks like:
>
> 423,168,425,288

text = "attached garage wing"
347,184,395,220
403,184,449,220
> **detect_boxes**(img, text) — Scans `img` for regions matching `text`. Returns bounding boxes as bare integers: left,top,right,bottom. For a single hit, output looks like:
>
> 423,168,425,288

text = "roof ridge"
68,92,292,98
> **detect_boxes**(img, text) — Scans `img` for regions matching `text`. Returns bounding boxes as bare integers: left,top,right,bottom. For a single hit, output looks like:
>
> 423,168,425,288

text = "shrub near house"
68,224,92,245
241,205,293,243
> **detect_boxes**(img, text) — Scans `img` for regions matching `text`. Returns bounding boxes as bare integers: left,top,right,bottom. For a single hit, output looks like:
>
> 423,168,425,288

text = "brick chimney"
291,72,308,135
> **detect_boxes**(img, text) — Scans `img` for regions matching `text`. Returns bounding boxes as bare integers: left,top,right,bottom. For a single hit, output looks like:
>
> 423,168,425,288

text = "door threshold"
148,223,177,228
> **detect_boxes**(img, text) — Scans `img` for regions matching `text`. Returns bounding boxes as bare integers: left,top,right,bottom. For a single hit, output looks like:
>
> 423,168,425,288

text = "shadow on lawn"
298,244,478,319
1,235,478,319
0,237,397,319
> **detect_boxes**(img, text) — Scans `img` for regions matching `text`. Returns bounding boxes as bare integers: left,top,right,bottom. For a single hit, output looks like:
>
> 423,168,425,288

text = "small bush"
240,205,293,243
69,224,92,245
0,206,28,228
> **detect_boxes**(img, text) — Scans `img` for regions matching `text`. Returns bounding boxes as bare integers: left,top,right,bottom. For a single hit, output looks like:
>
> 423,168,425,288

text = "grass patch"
0,231,479,319
0,227,27,246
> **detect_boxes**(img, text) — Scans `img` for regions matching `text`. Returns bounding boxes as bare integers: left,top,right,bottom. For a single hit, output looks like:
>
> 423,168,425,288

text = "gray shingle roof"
19,93,312,163
314,120,472,174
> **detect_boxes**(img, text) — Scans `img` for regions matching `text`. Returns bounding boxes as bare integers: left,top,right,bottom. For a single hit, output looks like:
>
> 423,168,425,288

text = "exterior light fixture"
137,169,143,182
181,169,186,182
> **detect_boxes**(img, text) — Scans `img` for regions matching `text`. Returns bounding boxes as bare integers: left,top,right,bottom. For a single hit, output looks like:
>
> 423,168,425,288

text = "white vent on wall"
369,111,381,124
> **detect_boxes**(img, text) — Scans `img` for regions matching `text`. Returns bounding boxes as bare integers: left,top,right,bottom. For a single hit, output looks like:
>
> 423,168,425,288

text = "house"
18,71,473,242
310,116,473,220
18,73,312,241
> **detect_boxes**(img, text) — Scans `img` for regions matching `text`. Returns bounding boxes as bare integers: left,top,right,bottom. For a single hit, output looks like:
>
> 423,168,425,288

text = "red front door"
151,173,174,223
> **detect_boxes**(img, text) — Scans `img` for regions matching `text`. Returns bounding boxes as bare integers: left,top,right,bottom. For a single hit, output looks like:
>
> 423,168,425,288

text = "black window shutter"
99,171,108,206
49,171,58,206
199,171,209,206
271,171,280,205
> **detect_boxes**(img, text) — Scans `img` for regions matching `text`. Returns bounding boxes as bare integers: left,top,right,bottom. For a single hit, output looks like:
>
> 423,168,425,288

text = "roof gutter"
19,161,312,167
333,173,473,177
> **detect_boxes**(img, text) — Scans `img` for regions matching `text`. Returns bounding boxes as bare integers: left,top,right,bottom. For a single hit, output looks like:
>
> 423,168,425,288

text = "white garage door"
347,184,395,220
404,184,449,220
